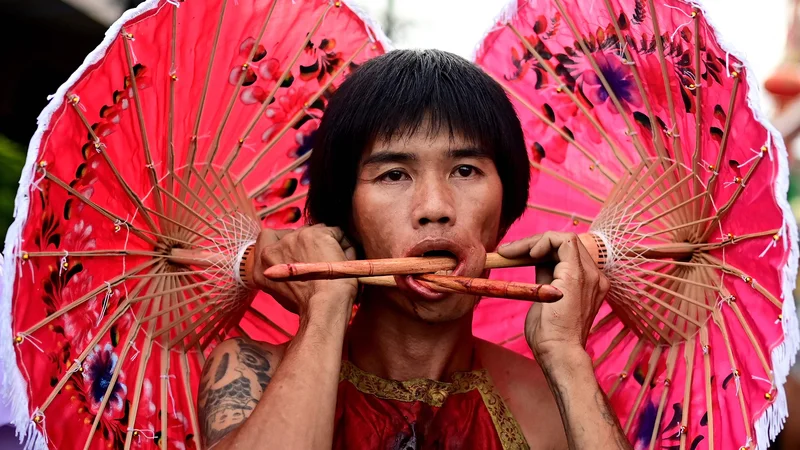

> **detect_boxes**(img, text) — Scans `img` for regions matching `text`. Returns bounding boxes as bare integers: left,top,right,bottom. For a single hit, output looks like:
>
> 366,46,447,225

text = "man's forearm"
214,297,350,450
539,346,632,450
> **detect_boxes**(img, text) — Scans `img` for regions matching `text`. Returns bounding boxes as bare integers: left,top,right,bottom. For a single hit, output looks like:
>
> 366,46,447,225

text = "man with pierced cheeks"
197,49,630,450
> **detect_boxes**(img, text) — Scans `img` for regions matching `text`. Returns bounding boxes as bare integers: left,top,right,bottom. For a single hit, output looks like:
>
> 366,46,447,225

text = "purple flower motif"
83,343,127,416
582,52,642,112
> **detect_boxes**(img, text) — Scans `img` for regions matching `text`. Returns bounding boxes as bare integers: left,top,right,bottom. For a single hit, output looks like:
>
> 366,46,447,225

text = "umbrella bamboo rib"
633,267,718,290
592,327,630,368
624,346,663,433
525,204,593,224
485,73,618,184
628,274,714,311
42,170,158,247
168,304,233,348
699,253,782,309
37,265,159,414
728,300,774,384
20,258,161,337
235,37,369,182
679,337,696,450
160,277,171,450
696,76,742,236
699,326,715,450
248,150,313,199
140,284,222,323
506,22,634,173
529,160,605,202
247,306,294,339
552,0,650,162
645,0,686,164
206,0,280,166
165,3,178,204
599,0,669,159
713,309,753,446
691,15,705,226
176,274,215,357
609,340,646,396
66,101,159,233
258,191,307,218
648,346,680,450
122,270,170,450
142,205,215,242
83,275,164,450
699,148,765,242
226,5,334,177
24,250,162,259
698,228,781,252
153,185,221,232
180,350,204,450
121,31,164,218
186,0,229,171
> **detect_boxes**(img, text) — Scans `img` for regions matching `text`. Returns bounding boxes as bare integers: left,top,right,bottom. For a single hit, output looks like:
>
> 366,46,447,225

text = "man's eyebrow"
361,151,418,166
448,147,492,159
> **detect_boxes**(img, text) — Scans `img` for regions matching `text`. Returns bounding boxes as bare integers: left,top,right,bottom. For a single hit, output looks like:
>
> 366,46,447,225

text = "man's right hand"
250,225,358,319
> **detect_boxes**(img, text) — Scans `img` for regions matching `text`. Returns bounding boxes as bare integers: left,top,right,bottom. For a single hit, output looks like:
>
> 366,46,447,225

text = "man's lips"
395,238,476,301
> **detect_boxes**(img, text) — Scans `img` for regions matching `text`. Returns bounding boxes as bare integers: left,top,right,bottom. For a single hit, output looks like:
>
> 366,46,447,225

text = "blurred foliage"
0,135,26,243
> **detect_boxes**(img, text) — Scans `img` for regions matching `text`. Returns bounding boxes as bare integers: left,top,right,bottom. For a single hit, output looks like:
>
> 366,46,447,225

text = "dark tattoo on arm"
198,339,274,448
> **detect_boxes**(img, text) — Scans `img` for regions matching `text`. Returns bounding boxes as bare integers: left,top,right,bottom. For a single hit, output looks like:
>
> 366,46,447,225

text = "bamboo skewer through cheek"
357,274,563,302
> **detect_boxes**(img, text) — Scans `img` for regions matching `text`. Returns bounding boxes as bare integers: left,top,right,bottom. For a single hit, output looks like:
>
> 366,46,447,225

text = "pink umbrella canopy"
0,0,387,449
473,0,799,449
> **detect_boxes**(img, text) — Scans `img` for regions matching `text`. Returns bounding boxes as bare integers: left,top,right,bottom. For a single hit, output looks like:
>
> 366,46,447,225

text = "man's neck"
345,293,476,382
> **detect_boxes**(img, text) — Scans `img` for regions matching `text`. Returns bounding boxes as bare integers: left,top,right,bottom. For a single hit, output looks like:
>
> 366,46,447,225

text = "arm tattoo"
198,339,274,447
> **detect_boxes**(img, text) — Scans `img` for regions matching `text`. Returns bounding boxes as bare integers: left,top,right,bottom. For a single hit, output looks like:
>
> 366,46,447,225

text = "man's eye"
454,165,477,177
381,170,407,182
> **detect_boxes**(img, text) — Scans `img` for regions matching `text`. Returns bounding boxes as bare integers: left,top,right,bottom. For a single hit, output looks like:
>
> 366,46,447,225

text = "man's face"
352,126,504,322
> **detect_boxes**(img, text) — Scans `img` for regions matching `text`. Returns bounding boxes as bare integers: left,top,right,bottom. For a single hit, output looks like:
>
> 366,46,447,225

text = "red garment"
333,361,529,450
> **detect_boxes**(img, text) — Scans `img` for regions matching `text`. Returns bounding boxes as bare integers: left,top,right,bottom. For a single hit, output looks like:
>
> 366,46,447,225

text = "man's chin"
402,293,479,323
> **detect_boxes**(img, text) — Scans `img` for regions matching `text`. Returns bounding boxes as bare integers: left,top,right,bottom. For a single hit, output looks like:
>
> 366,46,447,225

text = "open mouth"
397,241,469,301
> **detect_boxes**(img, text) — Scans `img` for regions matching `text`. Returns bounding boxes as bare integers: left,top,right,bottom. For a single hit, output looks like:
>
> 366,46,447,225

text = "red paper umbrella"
472,1,799,450
0,1,387,449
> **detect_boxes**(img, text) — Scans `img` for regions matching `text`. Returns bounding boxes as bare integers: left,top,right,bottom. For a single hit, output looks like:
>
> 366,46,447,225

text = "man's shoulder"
477,339,567,449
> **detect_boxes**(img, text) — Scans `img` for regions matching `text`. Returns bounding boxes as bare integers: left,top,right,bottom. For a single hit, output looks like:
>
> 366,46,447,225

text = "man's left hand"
497,232,609,361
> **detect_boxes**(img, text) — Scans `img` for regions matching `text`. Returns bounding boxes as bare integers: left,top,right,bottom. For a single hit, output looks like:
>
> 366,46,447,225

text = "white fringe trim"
470,0,522,62
0,1,165,449
471,0,800,448
690,0,800,448
339,0,394,52
0,1,388,448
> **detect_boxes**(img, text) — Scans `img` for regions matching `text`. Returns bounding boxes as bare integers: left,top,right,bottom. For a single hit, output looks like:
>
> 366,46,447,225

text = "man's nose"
412,177,455,227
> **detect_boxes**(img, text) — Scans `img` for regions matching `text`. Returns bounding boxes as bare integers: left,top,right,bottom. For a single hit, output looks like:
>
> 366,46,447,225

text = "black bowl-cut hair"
305,49,530,237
